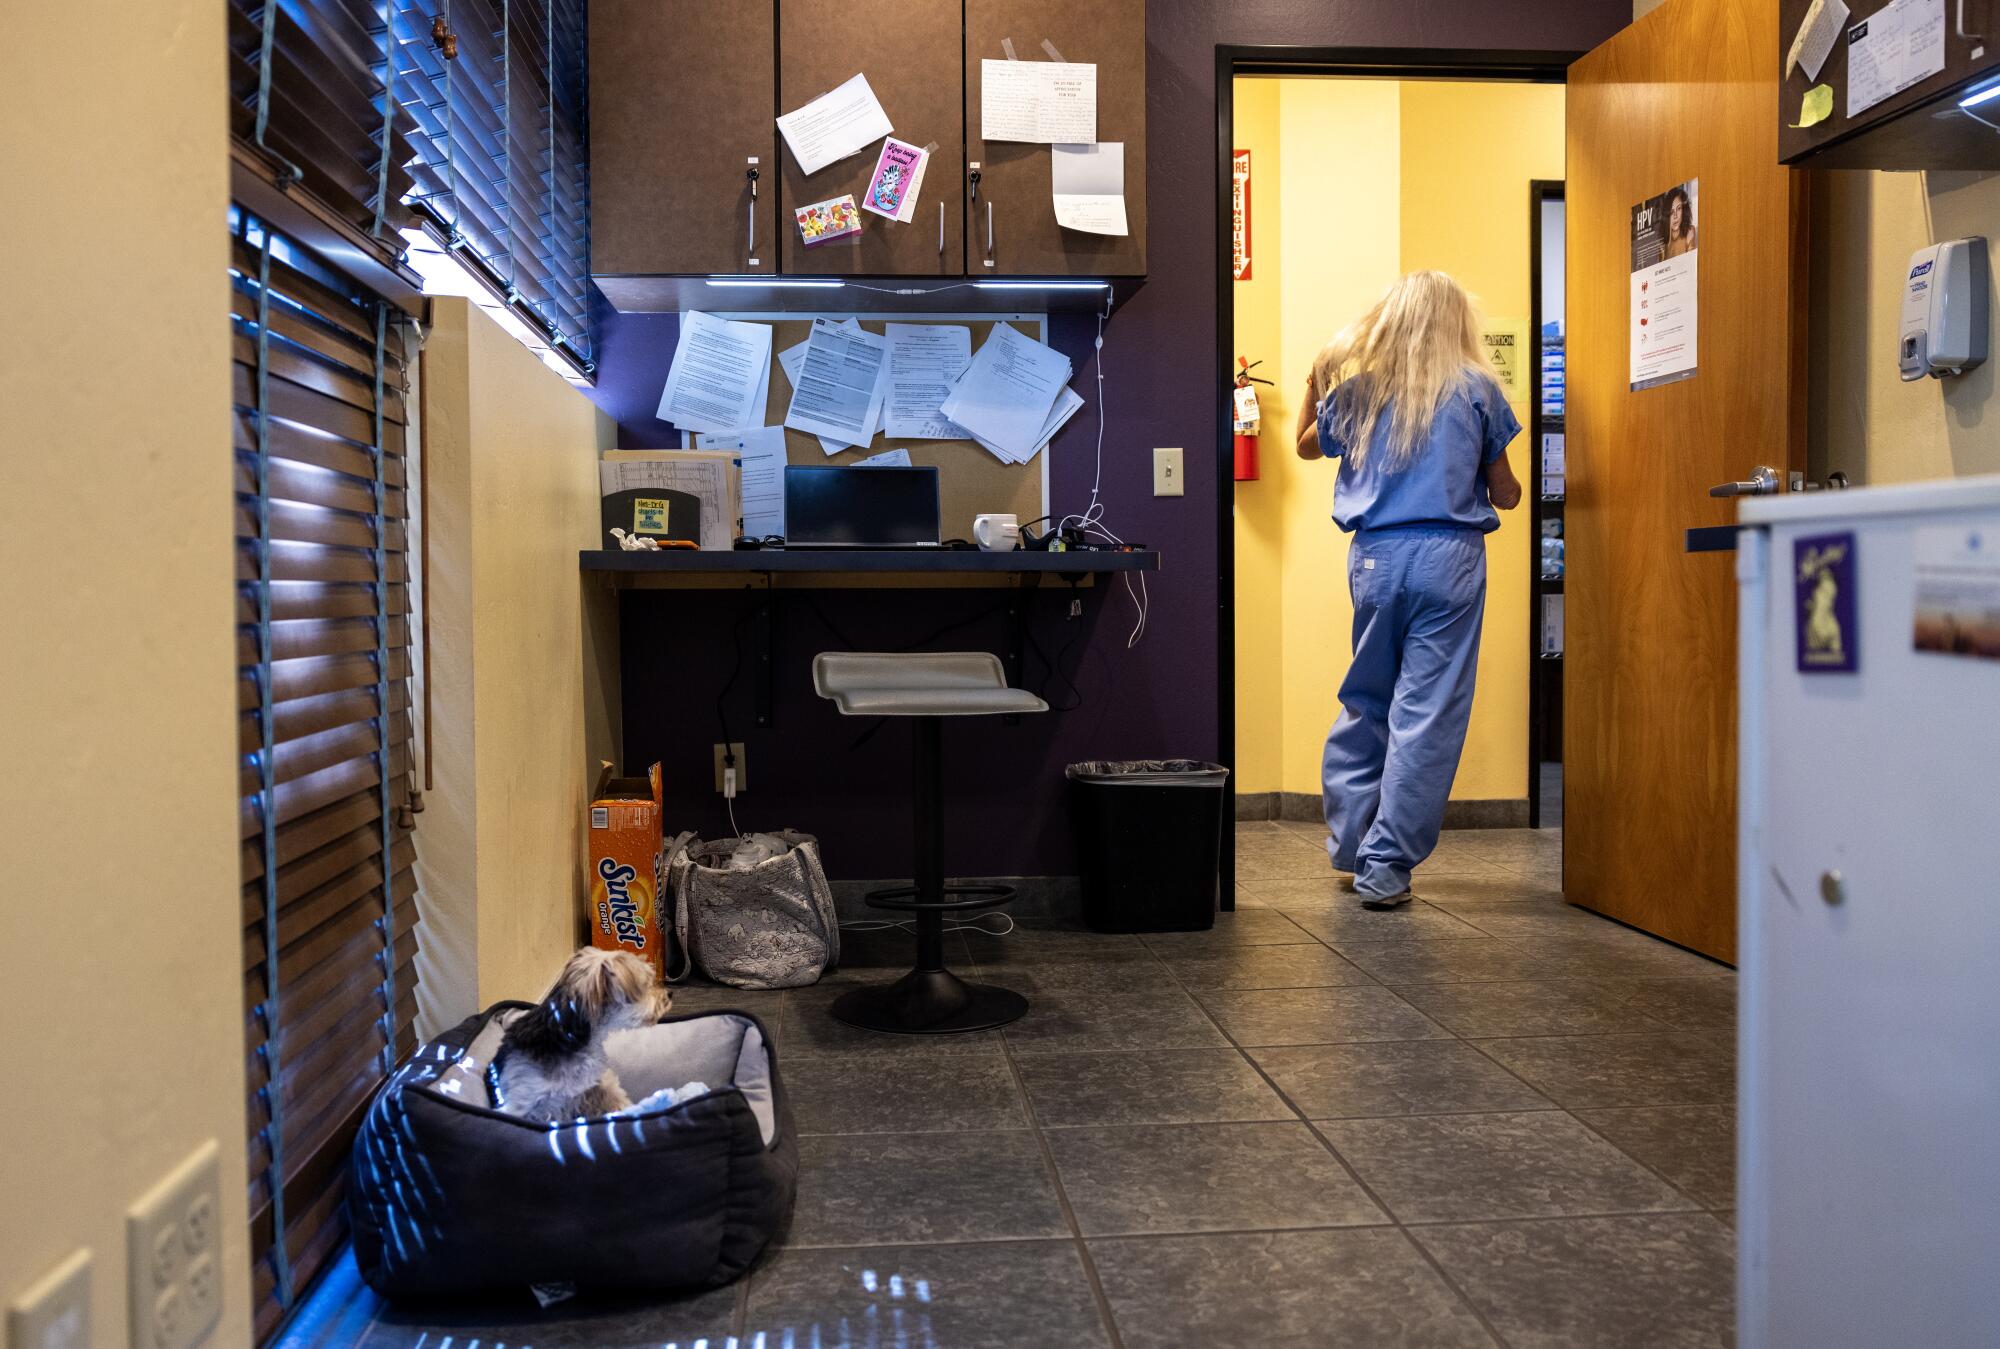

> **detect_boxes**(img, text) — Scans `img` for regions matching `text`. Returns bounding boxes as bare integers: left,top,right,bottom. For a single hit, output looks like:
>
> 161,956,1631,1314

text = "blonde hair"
1312,270,1486,470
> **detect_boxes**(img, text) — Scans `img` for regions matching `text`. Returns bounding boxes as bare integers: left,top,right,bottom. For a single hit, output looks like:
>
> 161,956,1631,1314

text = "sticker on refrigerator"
1913,523,2000,661
1795,531,1858,673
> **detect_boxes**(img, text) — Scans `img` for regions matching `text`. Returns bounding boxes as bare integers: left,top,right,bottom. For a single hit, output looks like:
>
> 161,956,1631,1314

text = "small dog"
493,947,670,1123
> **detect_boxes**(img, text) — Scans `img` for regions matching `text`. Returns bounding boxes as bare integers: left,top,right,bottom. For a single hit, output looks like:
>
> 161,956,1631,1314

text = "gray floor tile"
1158,941,1375,991
1140,908,1311,948
1044,1121,1386,1235
786,1131,1068,1247
1335,937,1558,984
1251,1041,1552,1119
1526,931,1734,980
1283,902,1487,944
1015,1048,1291,1127
784,1054,1029,1135
1197,985,1452,1047
1090,1228,1494,1349
1478,1033,1736,1109
968,951,1173,996
1415,871,1572,906
1235,875,1351,908
1235,845,1343,881
778,984,1008,1058
1601,976,1737,1033
1004,988,1229,1053
1320,1112,1693,1223
821,927,974,984
962,926,1148,963
1390,979,1667,1038
1576,1105,1736,1208
359,1284,739,1348
1415,1213,1736,1349
744,1241,1111,1348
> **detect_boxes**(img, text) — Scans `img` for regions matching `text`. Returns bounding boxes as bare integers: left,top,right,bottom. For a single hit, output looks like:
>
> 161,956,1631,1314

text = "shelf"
581,547,1160,581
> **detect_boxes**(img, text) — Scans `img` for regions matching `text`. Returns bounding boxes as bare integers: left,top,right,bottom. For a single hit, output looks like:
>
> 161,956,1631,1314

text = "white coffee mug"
973,513,1021,552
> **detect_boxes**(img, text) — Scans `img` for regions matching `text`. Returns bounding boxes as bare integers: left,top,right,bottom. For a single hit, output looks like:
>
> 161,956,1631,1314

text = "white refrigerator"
1736,476,2000,1349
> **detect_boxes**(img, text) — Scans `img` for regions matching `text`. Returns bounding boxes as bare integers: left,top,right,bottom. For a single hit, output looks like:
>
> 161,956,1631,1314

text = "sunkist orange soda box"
587,761,665,975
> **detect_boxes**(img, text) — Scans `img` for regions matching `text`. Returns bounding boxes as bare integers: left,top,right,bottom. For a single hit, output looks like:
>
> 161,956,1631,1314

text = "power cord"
1051,295,1149,649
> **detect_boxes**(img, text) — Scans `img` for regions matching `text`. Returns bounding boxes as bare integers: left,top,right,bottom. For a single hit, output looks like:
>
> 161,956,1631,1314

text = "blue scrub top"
1317,372,1521,534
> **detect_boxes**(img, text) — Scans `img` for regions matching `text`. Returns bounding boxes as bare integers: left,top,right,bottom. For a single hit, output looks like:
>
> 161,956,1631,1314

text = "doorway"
1216,59,1569,855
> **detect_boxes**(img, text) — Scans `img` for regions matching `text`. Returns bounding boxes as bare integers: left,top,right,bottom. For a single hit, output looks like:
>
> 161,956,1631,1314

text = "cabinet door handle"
986,201,995,265
745,162,760,263
938,200,945,255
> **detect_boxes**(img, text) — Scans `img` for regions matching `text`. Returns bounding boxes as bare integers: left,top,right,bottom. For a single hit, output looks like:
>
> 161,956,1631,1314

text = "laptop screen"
784,465,941,546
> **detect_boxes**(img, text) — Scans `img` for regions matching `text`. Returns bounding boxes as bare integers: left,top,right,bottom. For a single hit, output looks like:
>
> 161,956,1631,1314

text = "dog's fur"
493,947,670,1123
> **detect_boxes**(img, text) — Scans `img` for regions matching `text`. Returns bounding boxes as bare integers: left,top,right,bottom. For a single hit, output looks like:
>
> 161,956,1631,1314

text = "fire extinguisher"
1232,357,1272,482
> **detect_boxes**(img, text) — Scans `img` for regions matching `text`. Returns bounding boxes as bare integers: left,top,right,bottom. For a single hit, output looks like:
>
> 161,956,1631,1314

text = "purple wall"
587,0,1627,880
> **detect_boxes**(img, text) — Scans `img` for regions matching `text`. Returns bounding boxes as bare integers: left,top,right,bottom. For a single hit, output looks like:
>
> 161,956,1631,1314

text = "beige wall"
0,1,255,1345
1231,77,1563,801
414,298,620,1032
1809,169,2000,484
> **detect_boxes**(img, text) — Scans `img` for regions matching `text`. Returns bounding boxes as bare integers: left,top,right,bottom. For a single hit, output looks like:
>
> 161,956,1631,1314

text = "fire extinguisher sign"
1232,150,1252,281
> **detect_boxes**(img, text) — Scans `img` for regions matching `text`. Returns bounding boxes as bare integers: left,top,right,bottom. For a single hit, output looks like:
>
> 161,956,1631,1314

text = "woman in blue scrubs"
1294,271,1523,908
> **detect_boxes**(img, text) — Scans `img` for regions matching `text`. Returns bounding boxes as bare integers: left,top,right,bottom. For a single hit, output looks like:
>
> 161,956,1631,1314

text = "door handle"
938,201,945,255
1709,465,1781,498
745,161,760,262
985,201,995,267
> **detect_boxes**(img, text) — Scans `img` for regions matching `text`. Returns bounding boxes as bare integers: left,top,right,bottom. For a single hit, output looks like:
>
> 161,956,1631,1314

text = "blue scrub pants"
1322,526,1486,898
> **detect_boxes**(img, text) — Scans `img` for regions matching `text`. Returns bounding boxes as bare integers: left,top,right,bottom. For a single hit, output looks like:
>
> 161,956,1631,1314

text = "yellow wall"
1399,81,1564,798
0,2,255,1345
1232,77,1563,801
1809,169,2000,484
414,298,620,1032
1232,77,1286,792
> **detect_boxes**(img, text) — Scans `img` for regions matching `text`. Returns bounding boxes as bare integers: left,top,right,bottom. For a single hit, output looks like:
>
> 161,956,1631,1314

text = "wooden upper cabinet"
591,0,777,277
778,0,964,275
1778,0,2000,168
965,0,1146,276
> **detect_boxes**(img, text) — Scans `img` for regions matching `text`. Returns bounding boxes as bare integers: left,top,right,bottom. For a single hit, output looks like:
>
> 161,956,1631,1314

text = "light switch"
1153,447,1184,497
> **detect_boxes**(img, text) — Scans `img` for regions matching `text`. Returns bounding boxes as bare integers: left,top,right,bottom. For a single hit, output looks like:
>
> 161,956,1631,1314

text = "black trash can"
1066,760,1231,933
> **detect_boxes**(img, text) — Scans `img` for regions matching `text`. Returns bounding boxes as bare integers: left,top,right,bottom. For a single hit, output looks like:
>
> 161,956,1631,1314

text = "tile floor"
325,823,1738,1349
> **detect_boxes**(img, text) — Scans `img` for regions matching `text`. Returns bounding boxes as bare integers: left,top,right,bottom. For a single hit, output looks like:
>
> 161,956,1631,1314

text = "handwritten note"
981,60,1097,143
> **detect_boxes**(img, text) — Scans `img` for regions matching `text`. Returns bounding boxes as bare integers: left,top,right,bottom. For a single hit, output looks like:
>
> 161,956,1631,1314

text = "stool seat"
814,652,1050,718
809,650,1043,1036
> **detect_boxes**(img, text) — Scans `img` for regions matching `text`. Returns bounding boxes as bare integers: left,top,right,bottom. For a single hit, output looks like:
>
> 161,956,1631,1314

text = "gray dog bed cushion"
348,1003,797,1299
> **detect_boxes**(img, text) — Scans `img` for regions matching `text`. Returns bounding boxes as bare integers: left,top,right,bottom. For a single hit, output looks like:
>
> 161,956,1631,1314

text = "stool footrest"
864,883,1014,914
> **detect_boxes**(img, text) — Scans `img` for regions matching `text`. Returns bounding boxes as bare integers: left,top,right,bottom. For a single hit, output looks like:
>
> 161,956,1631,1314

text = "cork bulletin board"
705,312,1052,541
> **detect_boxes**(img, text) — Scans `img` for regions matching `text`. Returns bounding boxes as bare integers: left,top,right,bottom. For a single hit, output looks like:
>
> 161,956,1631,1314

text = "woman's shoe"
1358,889,1412,910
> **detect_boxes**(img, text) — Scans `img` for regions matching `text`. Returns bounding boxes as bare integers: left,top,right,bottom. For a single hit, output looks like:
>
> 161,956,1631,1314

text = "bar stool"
812,651,1048,1033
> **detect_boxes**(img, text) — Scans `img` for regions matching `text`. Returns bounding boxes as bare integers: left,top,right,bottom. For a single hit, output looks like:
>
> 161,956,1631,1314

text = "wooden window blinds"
232,201,421,1342
391,0,595,373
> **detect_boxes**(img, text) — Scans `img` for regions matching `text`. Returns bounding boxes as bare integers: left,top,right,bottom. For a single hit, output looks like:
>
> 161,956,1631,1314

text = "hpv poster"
1630,178,1699,391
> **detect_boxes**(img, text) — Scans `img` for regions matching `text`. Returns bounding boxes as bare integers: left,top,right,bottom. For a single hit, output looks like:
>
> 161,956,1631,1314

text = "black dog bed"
349,1003,795,1298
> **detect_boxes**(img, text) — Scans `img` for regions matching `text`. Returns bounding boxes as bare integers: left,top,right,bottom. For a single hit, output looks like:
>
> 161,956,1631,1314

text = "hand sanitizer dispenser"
1899,237,1989,381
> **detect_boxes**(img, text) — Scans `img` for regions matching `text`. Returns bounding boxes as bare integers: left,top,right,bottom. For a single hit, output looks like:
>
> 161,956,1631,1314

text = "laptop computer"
783,465,943,548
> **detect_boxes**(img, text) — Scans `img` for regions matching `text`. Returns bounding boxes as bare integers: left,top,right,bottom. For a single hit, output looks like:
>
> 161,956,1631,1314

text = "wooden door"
590,0,776,277
778,0,963,276
1566,0,1806,961
965,0,1146,276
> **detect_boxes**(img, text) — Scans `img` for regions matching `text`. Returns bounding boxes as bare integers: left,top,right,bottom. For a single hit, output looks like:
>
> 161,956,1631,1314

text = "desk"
581,548,1161,727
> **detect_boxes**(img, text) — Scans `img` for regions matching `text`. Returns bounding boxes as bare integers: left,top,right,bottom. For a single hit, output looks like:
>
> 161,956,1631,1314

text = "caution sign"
1481,326,1525,396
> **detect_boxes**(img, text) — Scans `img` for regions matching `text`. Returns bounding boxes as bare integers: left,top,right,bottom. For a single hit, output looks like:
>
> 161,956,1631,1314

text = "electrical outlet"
8,1248,92,1349
1153,447,1184,497
712,742,747,794
128,1140,222,1349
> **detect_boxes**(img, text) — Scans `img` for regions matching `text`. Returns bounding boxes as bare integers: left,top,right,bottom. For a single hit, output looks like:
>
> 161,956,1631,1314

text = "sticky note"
1792,84,1834,128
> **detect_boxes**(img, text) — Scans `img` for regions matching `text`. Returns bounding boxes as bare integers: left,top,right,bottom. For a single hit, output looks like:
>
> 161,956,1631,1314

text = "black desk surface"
580,548,1160,576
